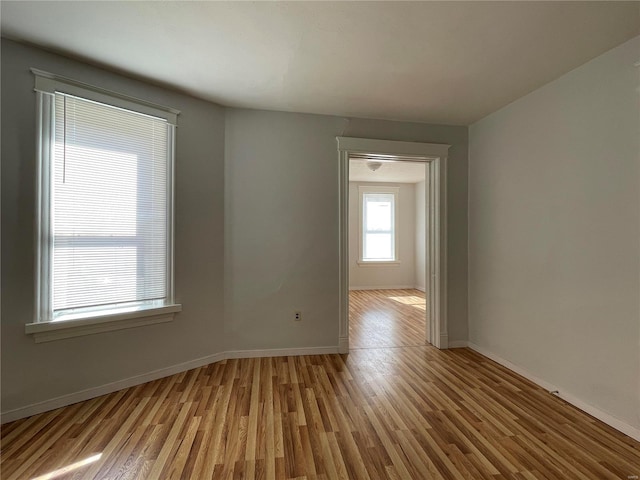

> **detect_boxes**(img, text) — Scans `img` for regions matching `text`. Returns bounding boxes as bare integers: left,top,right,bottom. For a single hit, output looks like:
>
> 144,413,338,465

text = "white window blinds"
51,93,170,316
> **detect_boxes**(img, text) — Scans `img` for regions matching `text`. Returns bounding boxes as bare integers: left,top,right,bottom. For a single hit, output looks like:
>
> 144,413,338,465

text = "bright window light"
361,189,398,262
35,80,177,323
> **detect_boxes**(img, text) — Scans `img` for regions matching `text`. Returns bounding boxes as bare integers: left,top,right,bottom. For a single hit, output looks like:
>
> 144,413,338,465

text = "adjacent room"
348,158,430,349
1,2,639,479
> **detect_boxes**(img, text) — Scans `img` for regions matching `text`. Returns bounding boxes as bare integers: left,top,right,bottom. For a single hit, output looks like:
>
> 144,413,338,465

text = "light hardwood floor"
349,289,428,349
2,347,640,479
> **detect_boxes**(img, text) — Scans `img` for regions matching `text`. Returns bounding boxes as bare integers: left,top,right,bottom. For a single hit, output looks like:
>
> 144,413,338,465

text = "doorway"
337,137,450,353
347,159,429,348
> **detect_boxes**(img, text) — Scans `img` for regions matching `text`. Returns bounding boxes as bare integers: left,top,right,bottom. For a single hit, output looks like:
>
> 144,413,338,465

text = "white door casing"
337,137,450,352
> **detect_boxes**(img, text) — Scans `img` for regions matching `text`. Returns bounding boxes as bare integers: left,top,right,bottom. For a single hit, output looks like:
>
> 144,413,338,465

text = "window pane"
54,144,138,236
364,194,393,231
364,233,393,260
54,246,139,308
52,94,168,313
362,191,396,261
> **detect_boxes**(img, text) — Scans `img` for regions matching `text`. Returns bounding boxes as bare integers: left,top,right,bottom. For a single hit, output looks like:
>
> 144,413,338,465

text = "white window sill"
357,260,401,267
25,304,182,343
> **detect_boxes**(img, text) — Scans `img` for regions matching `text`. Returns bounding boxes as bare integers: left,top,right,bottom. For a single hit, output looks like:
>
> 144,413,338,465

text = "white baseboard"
225,346,339,359
438,333,449,349
349,285,416,291
338,336,349,354
0,352,224,424
0,345,339,424
11,341,637,443
414,285,426,292
467,342,640,442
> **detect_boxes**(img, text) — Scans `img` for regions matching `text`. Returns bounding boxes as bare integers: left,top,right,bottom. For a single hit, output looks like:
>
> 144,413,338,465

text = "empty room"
1,2,639,479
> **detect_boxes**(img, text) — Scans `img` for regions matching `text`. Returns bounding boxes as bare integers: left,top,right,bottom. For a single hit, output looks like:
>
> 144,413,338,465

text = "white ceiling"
2,2,638,125
350,160,425,184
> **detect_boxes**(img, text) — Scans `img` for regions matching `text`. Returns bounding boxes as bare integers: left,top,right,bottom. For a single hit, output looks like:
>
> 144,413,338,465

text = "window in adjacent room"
358,186,399,263
30,70,181,338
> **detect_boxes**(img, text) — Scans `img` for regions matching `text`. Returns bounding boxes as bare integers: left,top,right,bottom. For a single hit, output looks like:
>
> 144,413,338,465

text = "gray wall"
1,39,226,413
2,38,469,415
223,111,345,351
225,109,469,350
469,37,640,430
348,182,416,289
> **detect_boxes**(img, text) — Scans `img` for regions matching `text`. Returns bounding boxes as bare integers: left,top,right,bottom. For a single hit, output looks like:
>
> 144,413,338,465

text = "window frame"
357,185,400,265
26,69,182,343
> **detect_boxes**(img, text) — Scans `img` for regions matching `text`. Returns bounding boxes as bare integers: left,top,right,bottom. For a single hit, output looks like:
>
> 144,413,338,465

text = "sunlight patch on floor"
388,295,424,305
31,453,102,480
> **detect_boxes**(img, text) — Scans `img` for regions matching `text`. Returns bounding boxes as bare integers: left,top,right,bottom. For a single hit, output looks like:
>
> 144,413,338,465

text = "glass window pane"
362,191,396,261
52,93,168,314
364,233,393,260
366,201,391,231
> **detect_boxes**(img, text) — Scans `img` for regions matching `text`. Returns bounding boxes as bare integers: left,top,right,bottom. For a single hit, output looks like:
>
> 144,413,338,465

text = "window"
359,186,399,263
28,69,181,341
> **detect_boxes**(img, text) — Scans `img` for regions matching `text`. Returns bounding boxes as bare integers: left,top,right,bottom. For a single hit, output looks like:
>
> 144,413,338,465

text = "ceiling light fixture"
367,161,383,172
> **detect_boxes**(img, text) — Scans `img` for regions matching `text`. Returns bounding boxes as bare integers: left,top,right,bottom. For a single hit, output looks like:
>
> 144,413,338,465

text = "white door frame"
337,136,450,352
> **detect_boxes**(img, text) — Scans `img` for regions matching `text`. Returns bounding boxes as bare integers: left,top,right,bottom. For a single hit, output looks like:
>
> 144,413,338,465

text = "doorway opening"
337,137,450,353
347,159,429,348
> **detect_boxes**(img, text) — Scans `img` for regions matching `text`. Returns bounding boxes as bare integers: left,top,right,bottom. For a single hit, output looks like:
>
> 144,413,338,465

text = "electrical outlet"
294,311,302,321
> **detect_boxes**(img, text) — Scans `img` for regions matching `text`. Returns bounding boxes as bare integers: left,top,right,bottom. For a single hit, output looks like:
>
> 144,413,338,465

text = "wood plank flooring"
349,289,428,349
2,346,639,479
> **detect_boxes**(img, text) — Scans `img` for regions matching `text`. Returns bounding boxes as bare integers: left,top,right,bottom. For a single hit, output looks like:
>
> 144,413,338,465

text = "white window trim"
25,305,182,343
356,260,401,267
29,69,181,342
358,185,400,265
31,68,180,124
